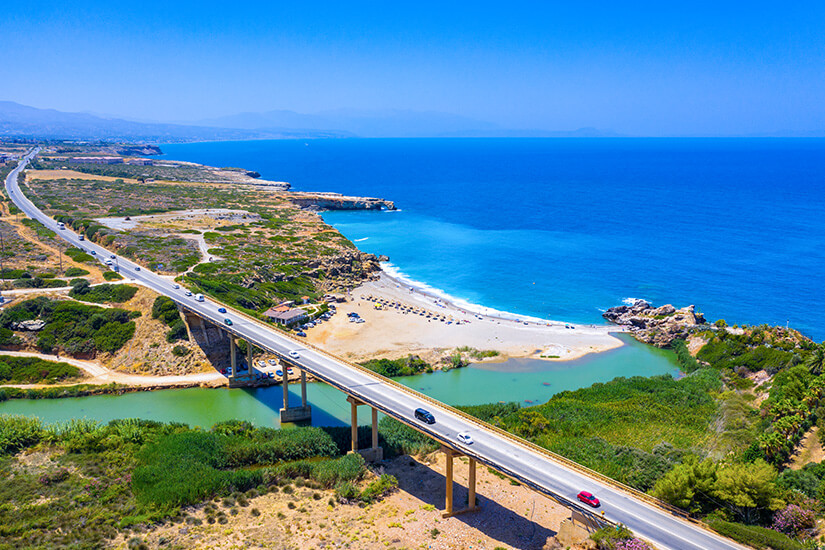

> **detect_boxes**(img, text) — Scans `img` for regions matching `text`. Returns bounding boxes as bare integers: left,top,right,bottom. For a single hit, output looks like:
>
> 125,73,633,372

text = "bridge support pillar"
200,317,210,345
246,340,254,374
229,336,237,380
301,369,308,407
280,359,311,423
346,396,383,462
441,446,479,518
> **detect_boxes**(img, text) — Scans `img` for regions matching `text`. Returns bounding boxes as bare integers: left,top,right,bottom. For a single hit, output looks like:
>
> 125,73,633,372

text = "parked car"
414,408,436,424
224,318,233,326
577,491,600,507
257,360,267,368
457,432,474,445
296,331,306,337
275,369,283,377
218,307,226,313
288,351,300,359
268,359,277,366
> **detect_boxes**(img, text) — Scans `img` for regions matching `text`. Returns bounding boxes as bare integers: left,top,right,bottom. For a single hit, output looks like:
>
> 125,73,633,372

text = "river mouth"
0,333,678,428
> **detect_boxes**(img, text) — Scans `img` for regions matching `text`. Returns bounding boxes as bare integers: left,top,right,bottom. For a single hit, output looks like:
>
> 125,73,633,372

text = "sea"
157,138,825,341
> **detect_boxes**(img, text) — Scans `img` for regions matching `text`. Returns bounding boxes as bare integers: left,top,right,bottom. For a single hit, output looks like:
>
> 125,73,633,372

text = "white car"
268,359,277,366
173,284,180,289
457,432,474,445
288,351,300,359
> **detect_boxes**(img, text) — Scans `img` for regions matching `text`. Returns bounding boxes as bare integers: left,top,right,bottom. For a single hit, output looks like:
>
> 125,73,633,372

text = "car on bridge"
218,307,227,313
224,318,233,326
415,408,436,424
457,432,474,445
288,351,300,359
577,491,600,507
135,266,140,271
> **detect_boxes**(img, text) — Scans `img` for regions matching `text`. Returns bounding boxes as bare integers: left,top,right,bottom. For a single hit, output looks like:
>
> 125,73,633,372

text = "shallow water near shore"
0,335,677,427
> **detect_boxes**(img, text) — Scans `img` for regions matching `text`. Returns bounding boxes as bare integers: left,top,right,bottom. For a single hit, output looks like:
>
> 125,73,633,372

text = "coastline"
306,269,626,364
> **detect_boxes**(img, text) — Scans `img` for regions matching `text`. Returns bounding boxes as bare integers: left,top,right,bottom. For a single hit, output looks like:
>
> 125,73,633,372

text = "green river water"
0,334,678,428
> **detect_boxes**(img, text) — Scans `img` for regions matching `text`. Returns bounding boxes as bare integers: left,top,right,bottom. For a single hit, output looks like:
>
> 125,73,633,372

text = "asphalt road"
5,149,745,550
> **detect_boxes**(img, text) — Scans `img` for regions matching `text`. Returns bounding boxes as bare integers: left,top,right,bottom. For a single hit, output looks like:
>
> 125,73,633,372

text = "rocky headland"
603,300,707,347
286,191,396,211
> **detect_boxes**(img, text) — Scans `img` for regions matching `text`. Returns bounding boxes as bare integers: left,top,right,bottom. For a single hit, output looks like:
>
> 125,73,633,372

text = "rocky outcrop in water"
603,300,707,347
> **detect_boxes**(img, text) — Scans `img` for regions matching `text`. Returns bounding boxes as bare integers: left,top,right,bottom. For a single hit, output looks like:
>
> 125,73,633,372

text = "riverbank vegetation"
0,416,392,548
361,355,432,377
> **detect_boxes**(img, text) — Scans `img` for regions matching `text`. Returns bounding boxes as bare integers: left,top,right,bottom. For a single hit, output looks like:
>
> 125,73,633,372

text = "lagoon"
0,335,678,427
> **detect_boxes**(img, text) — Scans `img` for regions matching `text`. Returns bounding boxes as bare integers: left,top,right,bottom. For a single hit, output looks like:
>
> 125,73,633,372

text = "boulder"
12,319,46,331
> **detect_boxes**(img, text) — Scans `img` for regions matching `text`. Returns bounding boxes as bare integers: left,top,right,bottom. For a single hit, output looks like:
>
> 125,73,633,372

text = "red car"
577,491,600,507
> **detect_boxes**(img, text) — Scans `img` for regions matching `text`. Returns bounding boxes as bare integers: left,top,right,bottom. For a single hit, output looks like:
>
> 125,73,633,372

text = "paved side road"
5,148,746,550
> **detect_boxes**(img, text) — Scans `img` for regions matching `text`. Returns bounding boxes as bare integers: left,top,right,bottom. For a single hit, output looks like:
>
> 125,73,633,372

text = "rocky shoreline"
603,299,708,347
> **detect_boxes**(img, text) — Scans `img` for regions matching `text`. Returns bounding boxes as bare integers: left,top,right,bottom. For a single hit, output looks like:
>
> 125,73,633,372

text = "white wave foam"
380,262,567,325
353,237,369,242
622,297,649,306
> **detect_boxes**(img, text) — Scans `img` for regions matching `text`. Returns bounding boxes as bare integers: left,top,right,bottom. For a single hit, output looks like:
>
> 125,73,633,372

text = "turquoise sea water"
159,138,825,340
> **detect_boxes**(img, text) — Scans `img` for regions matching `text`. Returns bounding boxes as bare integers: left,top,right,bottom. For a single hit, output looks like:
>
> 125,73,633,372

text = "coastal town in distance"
1,2,824,550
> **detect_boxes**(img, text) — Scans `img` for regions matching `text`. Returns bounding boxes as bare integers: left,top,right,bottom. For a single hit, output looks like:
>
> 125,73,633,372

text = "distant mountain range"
0,102,349,141
0,101,622,140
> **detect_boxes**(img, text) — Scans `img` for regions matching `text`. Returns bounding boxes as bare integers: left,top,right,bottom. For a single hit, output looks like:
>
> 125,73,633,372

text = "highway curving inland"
6,149,745,550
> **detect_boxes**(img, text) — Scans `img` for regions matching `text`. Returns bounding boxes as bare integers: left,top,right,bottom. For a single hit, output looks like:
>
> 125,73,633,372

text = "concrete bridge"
7,148,746,550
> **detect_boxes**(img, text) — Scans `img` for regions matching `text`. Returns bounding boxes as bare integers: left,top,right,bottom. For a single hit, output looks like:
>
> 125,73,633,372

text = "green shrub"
152,296,188,342
361,355,431,377
171,345,190,357
706,519,804,550
69,281,138,304
103,271,123,281
64,267,90,277
359,474,397,503
0,356,81,384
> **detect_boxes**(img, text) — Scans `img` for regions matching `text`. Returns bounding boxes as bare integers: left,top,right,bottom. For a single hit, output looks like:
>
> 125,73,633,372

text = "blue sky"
3,1,824,135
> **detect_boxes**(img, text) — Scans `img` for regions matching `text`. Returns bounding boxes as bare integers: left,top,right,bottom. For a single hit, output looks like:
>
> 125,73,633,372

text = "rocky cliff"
286,192,395,211
603,300,707,347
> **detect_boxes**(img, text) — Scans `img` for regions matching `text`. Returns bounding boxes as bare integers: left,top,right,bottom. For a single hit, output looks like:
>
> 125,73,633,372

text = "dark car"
577,491,600,507
218,307,227,313
224,318,233,326
135,266,140,271
296,331,307,337
414,408,436,424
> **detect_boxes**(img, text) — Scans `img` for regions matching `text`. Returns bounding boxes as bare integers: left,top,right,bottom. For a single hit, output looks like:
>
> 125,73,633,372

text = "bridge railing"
217,299,714,532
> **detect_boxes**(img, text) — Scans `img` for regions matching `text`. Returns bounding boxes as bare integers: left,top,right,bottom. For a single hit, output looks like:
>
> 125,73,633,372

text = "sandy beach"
307,272,625,364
